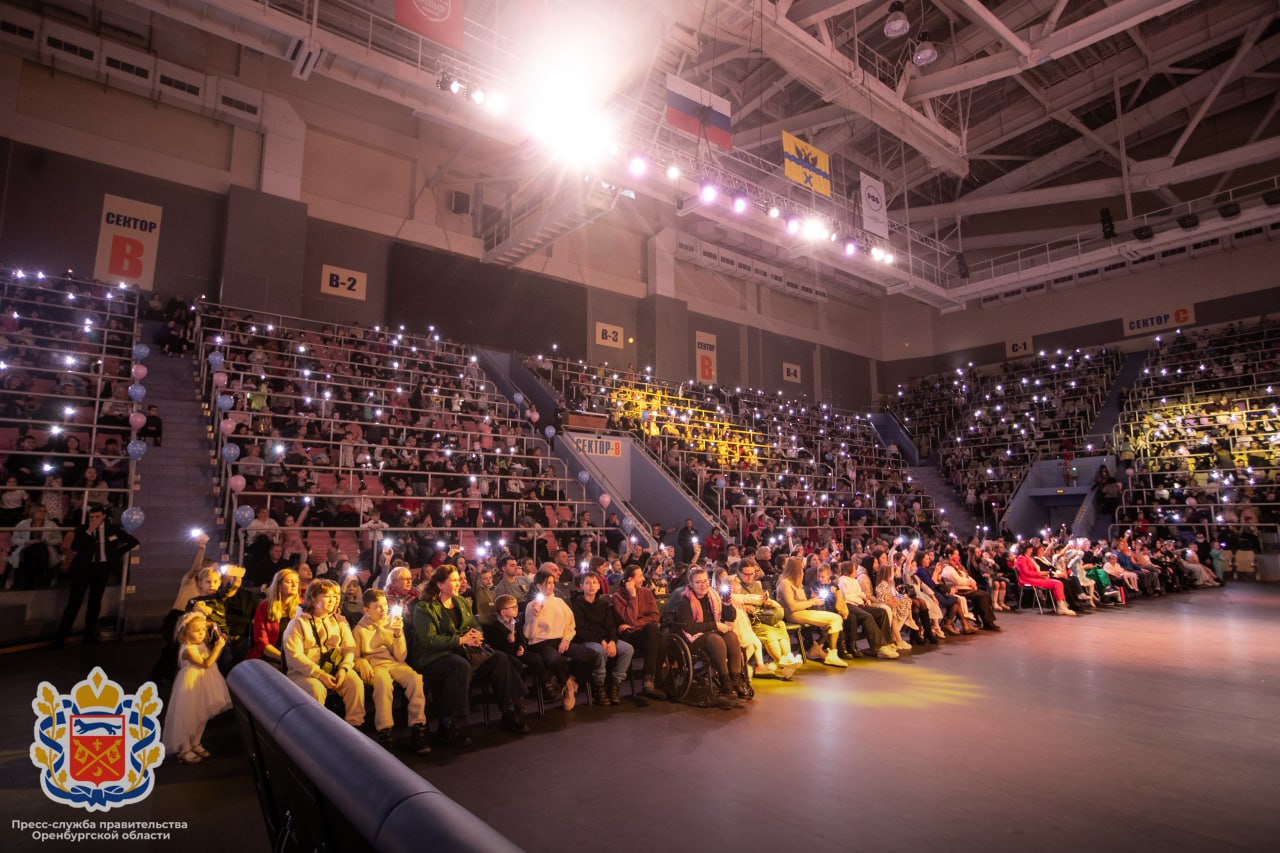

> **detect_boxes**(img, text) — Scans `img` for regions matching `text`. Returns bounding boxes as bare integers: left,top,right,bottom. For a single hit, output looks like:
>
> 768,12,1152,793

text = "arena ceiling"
21,0,1280,307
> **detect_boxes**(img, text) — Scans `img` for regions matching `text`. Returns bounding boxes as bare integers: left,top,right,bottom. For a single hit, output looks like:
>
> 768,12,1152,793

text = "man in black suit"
53,506,139,646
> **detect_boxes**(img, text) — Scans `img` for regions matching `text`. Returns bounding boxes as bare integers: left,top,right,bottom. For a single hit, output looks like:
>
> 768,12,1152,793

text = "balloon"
217,395,235,412
219,418,236,436
577,470,590,484
130,364,148,381
598,493,611,509
212,372,228,388
207,351,224,369
127,383,147,402
132,343,150,361
621,517,635,532
234,504,255,528
221,443,241,463
543,426,556,439
128,412,147,431
714,476,726,489
126,440,148,460
513,392,524,405
228,474,246,493
120,506,145,533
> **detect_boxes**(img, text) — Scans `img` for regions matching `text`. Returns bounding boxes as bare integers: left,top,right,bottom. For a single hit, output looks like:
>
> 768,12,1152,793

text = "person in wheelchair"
670,568,751,701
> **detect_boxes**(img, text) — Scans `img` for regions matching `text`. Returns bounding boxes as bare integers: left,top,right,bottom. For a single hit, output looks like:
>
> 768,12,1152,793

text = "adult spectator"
247,568,300,664
522,568,596,710
7,505,62,589
53,505,138,647
612,565,665,698
776,556,847,667
671,567,751,702
569,572,634,705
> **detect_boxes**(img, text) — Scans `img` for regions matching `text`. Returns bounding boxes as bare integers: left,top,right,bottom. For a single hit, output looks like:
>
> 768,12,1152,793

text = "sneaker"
895,640,912,650
876,645,900,659
822,649,849,668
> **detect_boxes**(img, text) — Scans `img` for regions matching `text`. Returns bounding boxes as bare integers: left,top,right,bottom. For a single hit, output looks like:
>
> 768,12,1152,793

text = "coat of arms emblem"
30,667,165,811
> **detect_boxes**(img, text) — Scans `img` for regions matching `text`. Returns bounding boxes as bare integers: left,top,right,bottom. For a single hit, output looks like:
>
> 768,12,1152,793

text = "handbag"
751,600,783,627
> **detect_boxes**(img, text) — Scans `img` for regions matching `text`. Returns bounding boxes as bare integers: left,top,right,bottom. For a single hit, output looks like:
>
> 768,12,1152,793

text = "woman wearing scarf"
671,567,751,701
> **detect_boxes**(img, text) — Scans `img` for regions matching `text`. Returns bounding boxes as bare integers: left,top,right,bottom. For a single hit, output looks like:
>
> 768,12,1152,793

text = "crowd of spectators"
0,270,143,591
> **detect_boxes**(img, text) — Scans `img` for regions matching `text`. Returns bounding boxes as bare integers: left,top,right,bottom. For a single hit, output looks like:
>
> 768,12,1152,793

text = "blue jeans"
582,640,634,684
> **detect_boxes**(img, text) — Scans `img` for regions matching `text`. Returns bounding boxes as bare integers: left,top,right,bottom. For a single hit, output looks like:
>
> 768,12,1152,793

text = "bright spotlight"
731,195,748,214
786,217,802,235
699,183,718,203
767,206,780,218
801,218,829,240
844,242,857,256
628,155,647,177
663,164,680,180
870,246,886,261
883,252,895,264
486,92,507,114
470,88,486,105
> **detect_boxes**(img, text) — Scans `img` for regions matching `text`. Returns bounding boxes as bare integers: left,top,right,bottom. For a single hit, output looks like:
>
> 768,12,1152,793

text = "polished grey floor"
2,583,1277,852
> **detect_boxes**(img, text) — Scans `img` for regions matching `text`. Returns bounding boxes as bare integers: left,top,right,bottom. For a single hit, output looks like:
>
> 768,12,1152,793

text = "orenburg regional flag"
782,130,832,198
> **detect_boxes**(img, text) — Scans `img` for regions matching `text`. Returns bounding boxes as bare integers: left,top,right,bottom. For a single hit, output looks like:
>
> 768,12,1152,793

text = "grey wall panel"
387,242,588,358
586,288,640,368
1194,284,1280,324
301,218,390,329
759,329,817,399
220,186,307,317
1032,319,1123,353
0,139,224,299
820,345,873,408
637,294,689,381
877,341,1006,394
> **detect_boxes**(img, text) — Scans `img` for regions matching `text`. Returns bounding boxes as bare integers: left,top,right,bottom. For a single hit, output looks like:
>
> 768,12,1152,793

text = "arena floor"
3,582,1278,853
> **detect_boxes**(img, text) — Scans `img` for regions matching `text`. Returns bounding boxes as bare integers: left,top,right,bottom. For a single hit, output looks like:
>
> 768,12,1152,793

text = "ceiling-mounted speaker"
286,38,324,81
448,190,472,215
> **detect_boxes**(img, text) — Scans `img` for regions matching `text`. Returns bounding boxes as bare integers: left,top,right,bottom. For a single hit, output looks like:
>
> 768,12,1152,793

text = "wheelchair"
655,631,753,707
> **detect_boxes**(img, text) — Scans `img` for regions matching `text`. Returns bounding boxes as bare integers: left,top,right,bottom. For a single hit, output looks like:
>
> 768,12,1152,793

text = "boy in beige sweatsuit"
353,588,430,754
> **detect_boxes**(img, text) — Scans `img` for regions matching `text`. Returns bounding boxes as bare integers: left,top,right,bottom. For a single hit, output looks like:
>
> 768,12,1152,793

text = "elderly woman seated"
672,567,752,701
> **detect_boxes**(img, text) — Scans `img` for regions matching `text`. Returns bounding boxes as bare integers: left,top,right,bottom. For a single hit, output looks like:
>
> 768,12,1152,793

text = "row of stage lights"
436,70,897,266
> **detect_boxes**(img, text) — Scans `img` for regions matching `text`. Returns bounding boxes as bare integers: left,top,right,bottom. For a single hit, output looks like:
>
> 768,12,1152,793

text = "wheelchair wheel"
657,633,693,702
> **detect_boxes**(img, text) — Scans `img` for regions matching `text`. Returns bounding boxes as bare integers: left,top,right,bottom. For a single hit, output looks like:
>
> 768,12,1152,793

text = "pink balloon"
212,371,228,388
228,474,246,493
128,412,147,430
131,364,148,381
219,418,236,436
598,493,611,509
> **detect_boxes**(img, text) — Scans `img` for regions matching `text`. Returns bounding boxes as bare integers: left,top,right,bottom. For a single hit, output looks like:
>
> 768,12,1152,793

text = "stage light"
883,252,895,264
486,92,507,114
1133,225,1154,240
470,88,486,105
628,155,647,176
699,183,718,203
802,219,830,240
912,32,938,66
1219,202,1241,219
786,217,802,235
438,73,462,94
1177,213,1199,230
666,164,680,180
870,246,885,261
767,206,780,218
844,242,857,256
884,2,910,38
732,194,748,214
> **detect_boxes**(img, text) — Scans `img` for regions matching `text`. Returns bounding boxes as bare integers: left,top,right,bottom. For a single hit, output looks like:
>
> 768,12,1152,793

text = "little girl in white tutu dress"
162,611,232,764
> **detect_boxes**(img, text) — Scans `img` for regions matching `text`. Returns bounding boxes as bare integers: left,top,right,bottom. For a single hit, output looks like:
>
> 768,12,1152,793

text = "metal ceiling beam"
954,0,1035,59
787,0,876,27
1040,0,1074,38
901,135,1280,221
736,104,851,149
906,0,1198,101
747,0,967,174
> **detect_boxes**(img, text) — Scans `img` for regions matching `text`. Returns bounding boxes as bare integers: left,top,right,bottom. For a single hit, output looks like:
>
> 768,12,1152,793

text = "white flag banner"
859,172,889,239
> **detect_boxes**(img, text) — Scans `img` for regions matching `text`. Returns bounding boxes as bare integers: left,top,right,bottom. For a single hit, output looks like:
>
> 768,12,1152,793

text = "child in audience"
353,589,431,754
162,611,232,764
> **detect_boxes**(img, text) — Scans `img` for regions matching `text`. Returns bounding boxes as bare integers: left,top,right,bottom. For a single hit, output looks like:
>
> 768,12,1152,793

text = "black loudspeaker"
1178,213,1199,230
1100,207,1116,239
1219,202,1241,219
1133,225,1154,241
955,252,969,278
448,190,471,215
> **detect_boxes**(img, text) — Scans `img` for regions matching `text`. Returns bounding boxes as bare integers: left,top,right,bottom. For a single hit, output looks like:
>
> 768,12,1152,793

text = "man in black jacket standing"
53,506,139,647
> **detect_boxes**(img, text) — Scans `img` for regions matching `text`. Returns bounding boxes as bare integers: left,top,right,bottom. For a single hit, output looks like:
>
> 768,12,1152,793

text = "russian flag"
665,75,733,151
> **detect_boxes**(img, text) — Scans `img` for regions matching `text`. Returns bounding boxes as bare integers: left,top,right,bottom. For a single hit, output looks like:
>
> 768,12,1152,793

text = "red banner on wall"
395,0,464,50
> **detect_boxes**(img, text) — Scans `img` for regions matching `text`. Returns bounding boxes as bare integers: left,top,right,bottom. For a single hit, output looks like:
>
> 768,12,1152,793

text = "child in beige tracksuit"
353,588,430,754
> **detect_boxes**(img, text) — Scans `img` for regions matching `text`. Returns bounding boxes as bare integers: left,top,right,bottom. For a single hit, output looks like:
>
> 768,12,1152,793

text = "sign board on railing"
572,436,623,457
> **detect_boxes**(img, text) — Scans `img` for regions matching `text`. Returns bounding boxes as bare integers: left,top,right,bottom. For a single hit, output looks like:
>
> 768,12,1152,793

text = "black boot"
736,674,755,700
438,719,472,747
607,680,621,705
592,679,612,706
376,728,395,751
409,724,431,755
500,709,530,734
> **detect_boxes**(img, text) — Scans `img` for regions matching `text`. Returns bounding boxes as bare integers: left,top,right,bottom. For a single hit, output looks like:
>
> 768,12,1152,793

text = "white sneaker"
876,645,900,659
822,649,849,668
895,640,912,651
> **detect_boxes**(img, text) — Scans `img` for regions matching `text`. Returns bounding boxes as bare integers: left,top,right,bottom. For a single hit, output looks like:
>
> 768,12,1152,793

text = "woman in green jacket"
411,564,529,744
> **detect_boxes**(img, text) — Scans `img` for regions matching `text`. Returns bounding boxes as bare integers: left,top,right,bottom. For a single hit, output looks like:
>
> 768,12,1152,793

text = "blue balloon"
127,439,148,460
714,476,726,489
127,383,147,402
577,470,590,484
234,504,255,528
132,343,150,361
217,394,235,412
543,426,556,439
513,392,524,405
221,443,242,463
120,506,145,533
621,517,635,532
207,351,224,369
